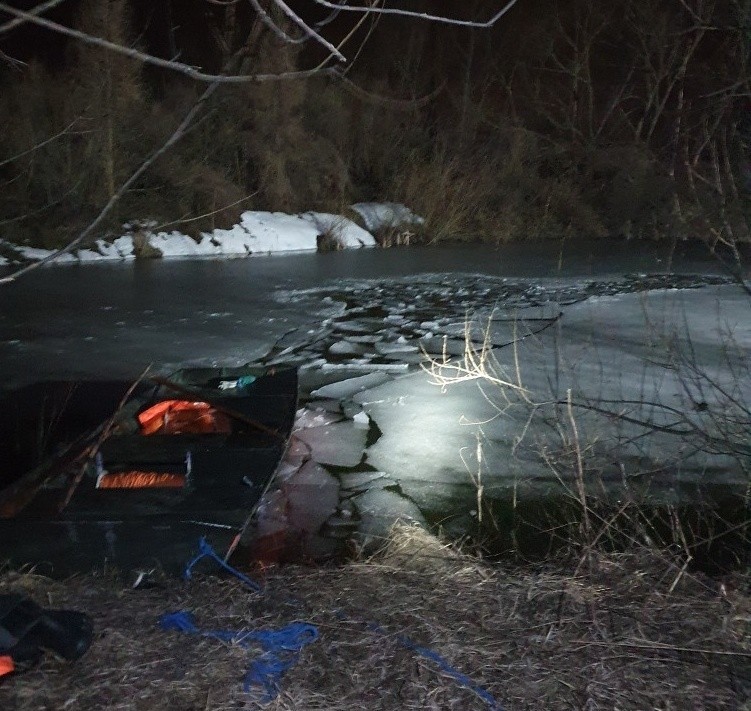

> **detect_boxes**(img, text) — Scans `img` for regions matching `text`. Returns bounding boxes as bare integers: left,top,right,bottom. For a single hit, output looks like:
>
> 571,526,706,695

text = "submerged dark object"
0,367,297,575
0,593,93,669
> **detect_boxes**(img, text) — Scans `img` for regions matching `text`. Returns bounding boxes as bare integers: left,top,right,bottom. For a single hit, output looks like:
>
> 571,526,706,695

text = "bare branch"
247,0,308,45
0,47,24,69
337,73,445,110
309,0,520,28
0,78,225,283
0,2,337,83
272,0,346,61
0,179,82,228
0,0,66,35
0,118,80,170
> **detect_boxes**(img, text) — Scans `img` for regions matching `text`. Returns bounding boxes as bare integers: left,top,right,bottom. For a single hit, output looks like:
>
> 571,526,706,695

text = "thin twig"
309,0,521,28
0,3,337,84
0,118,81,170
58,367,152,512
0,0,66,35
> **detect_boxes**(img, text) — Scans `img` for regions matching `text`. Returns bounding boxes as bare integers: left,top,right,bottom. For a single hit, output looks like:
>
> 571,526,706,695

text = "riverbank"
0,203,428,270
0,525,748,710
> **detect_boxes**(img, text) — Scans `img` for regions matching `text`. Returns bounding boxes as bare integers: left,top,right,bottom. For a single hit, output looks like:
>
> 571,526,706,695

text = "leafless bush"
423,295,751,564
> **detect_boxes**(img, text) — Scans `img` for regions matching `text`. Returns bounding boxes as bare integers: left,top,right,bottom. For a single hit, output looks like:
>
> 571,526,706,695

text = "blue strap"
396,634,504,710
183,536,262,592
159,610,318,701
348,614,504,710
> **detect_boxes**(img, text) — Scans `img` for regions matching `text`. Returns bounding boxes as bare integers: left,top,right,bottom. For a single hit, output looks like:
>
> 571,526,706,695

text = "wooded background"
0,0,748,251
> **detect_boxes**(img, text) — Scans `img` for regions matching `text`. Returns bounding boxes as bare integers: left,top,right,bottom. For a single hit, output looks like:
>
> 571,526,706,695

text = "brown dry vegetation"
0,0,749,250
0,525,749,710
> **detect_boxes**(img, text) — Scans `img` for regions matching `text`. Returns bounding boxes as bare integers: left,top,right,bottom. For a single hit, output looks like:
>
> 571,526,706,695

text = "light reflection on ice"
310,372,391,399
252,272,746,560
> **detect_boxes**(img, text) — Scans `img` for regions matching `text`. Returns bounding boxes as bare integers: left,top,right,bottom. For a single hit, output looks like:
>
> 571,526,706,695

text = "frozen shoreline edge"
0,203,425,269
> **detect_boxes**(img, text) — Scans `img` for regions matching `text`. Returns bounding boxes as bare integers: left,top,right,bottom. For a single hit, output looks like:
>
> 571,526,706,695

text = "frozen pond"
249,271,750,563
0,242,749,563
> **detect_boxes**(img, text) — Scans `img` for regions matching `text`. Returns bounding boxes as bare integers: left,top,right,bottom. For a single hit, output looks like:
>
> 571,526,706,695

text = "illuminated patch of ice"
340,471,390,490
375,341,419,355
346,335,383,344
354,371,517,485
331,321,376,334
294,420,367,467
321,363,408,372
311,372,392,399
294,407,342,429
328,341,368,356
352,410,370,429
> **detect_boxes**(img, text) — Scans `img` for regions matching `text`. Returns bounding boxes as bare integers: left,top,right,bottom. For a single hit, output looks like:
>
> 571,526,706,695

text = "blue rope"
177,540,501,706
183,536,262,592
395,633,504,710
159,611,318,701
351,615,504,711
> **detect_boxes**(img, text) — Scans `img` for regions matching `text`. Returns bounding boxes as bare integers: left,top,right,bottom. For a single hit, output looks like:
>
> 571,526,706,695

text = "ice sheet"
354,283,751,498
286,460,340,535
294,420,368,467
310,372,392,399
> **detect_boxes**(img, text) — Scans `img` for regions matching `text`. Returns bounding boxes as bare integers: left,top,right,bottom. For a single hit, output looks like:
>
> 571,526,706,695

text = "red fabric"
97,471,185,489
137,400,232,435
0,655,14,677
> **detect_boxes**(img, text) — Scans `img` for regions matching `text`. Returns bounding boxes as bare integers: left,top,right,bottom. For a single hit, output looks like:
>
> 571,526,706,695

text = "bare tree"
0,1,520,83
0,0,519,281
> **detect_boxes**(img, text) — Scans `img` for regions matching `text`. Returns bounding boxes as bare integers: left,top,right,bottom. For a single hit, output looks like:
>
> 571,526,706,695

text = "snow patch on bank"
350,202,425,233
0,205,407,267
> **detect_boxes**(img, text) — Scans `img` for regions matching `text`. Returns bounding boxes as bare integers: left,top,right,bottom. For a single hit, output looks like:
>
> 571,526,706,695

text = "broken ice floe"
351,488,426,545
339,471,392,491
251,271,744,562
293,421,368,468
328,341,369,357
294,407,342,429
310,372,391,399
374,340,419,355
285,460,340,535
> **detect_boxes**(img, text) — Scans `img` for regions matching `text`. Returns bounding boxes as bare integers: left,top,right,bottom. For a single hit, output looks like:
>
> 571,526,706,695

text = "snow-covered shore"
0,204,425,267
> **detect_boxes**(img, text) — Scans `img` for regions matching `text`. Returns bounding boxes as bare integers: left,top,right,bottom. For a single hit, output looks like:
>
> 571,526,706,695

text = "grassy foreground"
0,524,749,710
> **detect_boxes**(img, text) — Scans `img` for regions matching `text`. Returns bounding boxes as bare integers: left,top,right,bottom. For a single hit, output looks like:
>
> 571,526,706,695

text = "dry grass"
0,524,749,710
